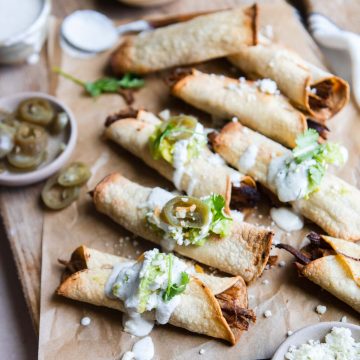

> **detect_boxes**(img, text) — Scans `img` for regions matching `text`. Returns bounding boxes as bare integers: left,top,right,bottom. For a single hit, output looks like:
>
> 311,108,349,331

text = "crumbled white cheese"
316,305,327,315
264,310,272,318
158,109,171,121
199,349,205,355
262,279,269,285
341,316,348,323
285,327,360,360
256,78,280,95
232,116,239,122
80,316,91,326
279,260,286,268
230,210,244,223
287,330,293,337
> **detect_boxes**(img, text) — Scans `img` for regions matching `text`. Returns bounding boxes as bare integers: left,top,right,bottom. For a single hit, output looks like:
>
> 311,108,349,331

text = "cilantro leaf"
203,194,232,237
290,129,347,198
293,129,320,162
53,67,144,97
163,271,190,302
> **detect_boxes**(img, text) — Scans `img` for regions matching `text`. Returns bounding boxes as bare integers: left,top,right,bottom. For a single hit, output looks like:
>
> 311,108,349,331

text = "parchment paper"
38,1,360,359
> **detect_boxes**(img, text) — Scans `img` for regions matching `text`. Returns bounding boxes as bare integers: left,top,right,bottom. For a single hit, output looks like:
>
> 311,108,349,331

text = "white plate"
272,321,360,360
0,92,77,186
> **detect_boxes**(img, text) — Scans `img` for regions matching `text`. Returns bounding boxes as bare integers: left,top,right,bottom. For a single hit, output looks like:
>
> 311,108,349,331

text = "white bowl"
0,0,51,64
272,321,360,360
0,92,77,186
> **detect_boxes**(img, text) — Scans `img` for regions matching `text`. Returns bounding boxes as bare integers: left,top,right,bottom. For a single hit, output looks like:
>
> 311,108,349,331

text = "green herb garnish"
163,254,190,302
149,115,206,164
203,194,233,237
292,129,347,195
53,67,144,97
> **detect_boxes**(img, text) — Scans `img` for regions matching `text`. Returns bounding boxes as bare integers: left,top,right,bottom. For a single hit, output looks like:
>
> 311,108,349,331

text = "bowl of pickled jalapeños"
0,92,77,186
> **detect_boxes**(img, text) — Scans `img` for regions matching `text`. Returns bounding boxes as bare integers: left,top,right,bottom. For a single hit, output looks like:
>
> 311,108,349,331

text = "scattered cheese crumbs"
199,349,205,355
256,78,280,95
316,305,327,315
341,316,348,323
262,279,269,285
232,116,239,122
133,240,138,247
158,109,171,121
80,316,91,326
279,260,286,267
264,310,272,318
285,327,359,360
287,330,293,337
310,88,317,95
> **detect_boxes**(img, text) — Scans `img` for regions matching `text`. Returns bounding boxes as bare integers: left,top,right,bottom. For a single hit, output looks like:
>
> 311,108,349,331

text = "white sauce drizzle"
270,207,304,232
186,178,198,196
145,187,174,210
121,336,155,360
171,122,204,191
238,144,258,172
172,139,189,190
268,155,314,202
106,250,189,337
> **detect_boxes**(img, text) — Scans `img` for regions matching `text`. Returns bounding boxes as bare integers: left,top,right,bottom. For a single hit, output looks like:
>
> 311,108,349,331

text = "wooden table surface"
2,0,295,333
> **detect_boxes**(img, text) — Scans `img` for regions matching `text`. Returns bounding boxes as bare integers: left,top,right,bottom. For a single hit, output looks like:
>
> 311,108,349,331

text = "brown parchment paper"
38,1,360,359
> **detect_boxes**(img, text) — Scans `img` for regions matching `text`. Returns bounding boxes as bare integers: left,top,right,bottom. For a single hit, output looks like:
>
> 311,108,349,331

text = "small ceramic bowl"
272,321,360,360
0,92,77,186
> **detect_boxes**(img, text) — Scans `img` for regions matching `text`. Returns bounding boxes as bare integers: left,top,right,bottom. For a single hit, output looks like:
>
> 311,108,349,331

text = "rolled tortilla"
228,42,349,122
93,172,274,282
171,69,306,148
211,121,360,241
286,234,360,313
57,245,255,344
111,6,257,75
104,109,257,206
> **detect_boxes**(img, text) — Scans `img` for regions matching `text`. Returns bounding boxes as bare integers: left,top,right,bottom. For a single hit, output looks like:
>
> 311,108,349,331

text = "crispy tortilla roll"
93,173,273,282
281,234,360,313
228,43,349,122
57,246,255,344
111,6,258,75
171,69,306,148
212,122,360,240
104,110,257,206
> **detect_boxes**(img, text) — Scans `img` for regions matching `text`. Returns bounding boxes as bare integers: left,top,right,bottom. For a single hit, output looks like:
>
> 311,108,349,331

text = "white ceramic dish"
272,321,360,360
0,92,77,186
0,0,51,64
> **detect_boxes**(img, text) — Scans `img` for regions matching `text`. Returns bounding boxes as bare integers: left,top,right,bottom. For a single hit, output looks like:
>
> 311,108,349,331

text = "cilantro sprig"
204,194,233,237
292,129,347,194
53,67,144,97
163,254,190,302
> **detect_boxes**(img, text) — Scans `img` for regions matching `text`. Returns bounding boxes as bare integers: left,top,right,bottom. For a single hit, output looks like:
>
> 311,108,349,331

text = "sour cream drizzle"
267,155,314,202
171,122,204,192
105,249,189,337
121,336,155,360
270,207,304,232
238,144,258,172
